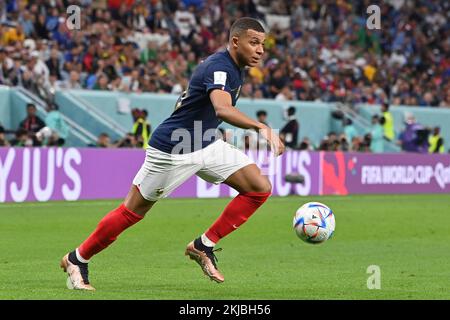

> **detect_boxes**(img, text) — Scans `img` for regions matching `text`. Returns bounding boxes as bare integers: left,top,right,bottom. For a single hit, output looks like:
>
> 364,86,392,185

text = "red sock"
205,192,271,243
78,203,143,260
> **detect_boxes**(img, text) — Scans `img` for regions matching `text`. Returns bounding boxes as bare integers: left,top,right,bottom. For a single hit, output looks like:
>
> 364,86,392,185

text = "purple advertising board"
2,148,449,202
321,152,450,195
0,148,320,202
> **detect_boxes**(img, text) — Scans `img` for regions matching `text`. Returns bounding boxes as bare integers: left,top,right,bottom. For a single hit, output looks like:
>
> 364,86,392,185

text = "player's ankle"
201,233,216,247
68,249,89,265
194,237,213,252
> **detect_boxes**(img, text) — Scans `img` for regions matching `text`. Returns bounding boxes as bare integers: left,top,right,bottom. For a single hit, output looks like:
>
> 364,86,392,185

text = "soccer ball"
293,202,335,244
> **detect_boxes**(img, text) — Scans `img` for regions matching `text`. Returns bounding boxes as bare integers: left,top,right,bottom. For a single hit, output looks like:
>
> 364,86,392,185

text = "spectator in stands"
46,48,63,80
4,52,23,86
360,134,372,153
34,126,57,146
93,74,110,90
19,103,46,135
428,127,445,154
256,110,270,127
439,89,450,108
60,70,82,89
275,85,295,101
1,22,25,45
298,137,313,151
132,109,151,149
93,133,112,148
0,124,10,146
343,118,358,144
10,128,32,147
268,67,288,99
318,136,331,151
329,134,342,151
369,115,384,153
380,102,395,142
240,83,254,98
0,46,13,85
280,106,299,149
29,50,50,89
45,103,69,146
115,132,139,149
339,133,350,152
350,136,363,152
398,113,429,153
254,110,270,150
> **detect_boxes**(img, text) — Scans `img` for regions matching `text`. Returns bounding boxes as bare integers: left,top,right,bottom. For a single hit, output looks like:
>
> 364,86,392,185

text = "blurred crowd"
0,102,152,149
0,0,448,152
230,103,446,154
0,0,448,108
89,107,152,149
0,100,445,154
0,102,68,147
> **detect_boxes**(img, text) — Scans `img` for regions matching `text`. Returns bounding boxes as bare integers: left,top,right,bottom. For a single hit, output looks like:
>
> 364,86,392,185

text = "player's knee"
252,177,272,194
262,179,272,194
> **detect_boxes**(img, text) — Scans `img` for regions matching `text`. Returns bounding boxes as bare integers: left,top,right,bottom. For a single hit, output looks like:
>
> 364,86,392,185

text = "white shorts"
132,139,254,201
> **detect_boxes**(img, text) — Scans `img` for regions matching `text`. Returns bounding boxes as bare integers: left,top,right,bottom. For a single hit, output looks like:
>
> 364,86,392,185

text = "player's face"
235,29,265,67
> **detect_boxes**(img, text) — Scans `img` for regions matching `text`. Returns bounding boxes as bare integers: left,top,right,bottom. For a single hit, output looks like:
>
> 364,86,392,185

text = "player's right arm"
210,89,285,156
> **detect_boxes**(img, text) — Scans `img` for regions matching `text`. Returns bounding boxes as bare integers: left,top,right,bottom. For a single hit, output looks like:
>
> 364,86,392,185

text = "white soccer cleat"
60,254,96,291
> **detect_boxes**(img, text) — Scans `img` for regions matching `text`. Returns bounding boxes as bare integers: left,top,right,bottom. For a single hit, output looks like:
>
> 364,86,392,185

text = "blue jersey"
149,49,244,154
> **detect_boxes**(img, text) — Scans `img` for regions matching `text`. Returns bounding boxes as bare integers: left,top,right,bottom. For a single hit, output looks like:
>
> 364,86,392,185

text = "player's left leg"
76,185,156,261
185,140,271,283
60,186,156,291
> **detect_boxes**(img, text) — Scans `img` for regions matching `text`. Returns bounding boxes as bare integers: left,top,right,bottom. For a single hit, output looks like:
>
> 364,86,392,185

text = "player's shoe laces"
60,252,95,291
185,238,224,283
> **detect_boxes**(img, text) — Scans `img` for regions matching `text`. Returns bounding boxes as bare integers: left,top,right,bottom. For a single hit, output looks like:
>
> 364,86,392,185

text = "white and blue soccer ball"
293,202,335,244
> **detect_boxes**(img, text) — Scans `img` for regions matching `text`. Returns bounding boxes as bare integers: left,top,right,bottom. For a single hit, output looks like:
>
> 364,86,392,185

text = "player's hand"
259,126,285,156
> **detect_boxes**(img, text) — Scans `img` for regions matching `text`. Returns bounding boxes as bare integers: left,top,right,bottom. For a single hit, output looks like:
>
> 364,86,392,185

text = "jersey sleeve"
203,64,234,95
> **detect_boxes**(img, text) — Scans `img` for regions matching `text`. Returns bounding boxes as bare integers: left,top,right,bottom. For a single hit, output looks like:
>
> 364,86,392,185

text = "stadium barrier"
1,147,449,203
3,89,450,151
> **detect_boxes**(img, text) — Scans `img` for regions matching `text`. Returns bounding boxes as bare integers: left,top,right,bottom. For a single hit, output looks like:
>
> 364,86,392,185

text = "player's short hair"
229,17,266,40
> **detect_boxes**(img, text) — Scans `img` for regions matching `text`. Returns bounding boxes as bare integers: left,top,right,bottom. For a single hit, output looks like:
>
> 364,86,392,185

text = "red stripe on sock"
78,203,143,260
205,192,270,243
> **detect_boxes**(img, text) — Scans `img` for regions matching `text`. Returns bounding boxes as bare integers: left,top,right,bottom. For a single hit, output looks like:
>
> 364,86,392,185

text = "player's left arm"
210,89,285,155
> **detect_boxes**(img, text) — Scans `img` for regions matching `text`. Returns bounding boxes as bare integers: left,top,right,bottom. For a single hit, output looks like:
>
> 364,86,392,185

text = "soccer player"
60,17,285,290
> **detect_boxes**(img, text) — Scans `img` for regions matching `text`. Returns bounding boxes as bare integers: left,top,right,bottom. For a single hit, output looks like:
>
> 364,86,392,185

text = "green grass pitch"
1,194,449,300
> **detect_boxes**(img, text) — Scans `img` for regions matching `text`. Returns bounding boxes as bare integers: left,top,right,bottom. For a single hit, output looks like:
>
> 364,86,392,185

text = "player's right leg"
185,140,271,283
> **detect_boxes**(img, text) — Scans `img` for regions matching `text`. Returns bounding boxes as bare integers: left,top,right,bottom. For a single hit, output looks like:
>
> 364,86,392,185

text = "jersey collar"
225,49,244,72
